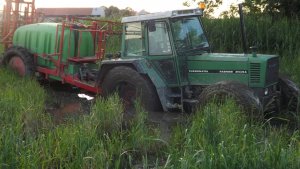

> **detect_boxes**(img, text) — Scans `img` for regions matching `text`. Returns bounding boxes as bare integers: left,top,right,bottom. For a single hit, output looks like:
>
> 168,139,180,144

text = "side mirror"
148,20,156,32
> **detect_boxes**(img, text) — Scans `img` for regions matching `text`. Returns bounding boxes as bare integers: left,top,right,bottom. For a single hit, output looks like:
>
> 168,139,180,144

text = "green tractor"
1,5,299,119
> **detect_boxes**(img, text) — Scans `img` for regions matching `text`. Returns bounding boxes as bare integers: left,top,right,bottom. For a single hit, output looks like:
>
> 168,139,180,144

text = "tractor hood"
186,52,279,87
188,53,249,62
187,52,277,62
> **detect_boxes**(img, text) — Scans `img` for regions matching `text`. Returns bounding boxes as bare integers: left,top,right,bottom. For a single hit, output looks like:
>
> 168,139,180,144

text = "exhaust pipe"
238,3,248,54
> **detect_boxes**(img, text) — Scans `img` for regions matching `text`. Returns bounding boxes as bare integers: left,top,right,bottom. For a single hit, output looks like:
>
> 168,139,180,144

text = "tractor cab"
121,8,209,87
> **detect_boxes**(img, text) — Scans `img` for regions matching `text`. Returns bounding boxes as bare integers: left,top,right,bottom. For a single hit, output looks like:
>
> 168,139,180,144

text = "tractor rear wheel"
101,66,161,112
2,46,35,77
198,81,263,120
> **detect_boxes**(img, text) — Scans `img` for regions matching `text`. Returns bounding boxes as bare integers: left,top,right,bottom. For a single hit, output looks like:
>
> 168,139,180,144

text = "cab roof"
122,8,203,23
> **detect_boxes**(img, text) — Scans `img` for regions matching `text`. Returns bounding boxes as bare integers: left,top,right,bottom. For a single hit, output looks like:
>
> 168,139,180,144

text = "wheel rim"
8,56,26,76
116,82,137,110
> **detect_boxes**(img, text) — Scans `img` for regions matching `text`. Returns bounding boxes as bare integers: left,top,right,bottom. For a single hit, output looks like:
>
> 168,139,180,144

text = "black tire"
101,66,161,112
2,46,35,76
198,81,263,120
279,75,299,112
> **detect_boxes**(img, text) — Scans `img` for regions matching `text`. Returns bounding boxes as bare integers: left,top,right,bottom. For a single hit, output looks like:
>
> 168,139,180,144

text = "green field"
1,15,300,168
0,69,299,168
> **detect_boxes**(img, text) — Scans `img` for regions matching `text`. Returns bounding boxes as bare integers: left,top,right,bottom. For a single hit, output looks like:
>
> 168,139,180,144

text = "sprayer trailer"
1,4,299,118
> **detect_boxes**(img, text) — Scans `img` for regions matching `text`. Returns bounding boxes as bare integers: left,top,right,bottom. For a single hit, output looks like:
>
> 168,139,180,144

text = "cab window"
148,22,172,55
124,22,145,56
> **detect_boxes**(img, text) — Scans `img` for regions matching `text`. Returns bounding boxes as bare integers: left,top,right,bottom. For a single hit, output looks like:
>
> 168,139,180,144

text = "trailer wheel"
198,81,263,120
2,46,35,77
279,76,299,112
101,66,161,112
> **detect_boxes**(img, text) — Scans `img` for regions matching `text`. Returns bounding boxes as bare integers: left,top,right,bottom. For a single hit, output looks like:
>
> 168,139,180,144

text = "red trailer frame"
35,18,122,93
1,0,37,50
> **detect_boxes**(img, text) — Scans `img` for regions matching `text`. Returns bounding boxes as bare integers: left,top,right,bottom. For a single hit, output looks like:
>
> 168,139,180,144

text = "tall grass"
0,68,299,168
0,68,52,167
0,70,164,168
166,100,300,169
203,16,300,57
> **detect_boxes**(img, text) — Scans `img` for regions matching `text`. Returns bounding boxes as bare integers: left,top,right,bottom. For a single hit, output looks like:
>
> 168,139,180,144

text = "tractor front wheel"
279,76,300,112
2,46,35,77
198,81,263,120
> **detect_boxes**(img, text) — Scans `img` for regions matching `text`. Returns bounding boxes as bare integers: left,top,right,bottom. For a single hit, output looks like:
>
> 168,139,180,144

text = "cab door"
146,21,179,86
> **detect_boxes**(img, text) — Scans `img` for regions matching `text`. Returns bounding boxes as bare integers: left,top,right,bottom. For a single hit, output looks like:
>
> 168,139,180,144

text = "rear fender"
97,59,143,84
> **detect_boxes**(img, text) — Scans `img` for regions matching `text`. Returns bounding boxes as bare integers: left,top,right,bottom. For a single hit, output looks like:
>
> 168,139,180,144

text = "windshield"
171,16,209,55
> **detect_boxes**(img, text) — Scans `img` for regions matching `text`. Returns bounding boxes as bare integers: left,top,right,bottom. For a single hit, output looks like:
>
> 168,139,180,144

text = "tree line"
104,6,149,18
184,0,300,18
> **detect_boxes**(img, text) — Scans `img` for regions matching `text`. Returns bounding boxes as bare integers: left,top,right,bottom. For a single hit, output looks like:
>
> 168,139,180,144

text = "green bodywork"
13,23,95,78
187,53,277,88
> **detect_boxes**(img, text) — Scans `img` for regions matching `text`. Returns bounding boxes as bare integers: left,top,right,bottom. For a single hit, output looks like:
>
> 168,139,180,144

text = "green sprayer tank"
13,23,95,70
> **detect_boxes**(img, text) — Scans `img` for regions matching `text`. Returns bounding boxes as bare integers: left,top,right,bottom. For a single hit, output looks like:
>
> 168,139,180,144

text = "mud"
42,81,186,140
147,111,187,140
42,81,93,124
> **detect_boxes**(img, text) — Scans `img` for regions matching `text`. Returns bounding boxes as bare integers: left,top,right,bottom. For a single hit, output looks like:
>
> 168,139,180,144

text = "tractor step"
166,102,182,109
167,94,181,98
183,99,199,104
